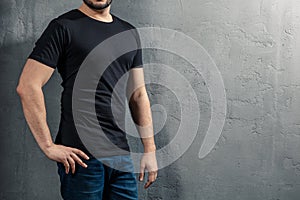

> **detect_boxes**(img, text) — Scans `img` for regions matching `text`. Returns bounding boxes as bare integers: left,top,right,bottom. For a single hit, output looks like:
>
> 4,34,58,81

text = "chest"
66,26,137,68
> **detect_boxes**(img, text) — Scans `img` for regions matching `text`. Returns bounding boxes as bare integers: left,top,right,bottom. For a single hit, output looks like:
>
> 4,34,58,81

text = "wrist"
41,142,55,155
143,144,156,153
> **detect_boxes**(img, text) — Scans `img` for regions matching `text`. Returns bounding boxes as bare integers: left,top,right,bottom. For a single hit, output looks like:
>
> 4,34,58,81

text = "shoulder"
112,14,137,30
56,9,79,21
112,14,141,41
49,9,80,28
39,10,77,42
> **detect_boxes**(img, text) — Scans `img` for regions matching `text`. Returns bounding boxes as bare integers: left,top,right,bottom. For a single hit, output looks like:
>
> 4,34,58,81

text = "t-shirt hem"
91,150,131,159
54,137,131,159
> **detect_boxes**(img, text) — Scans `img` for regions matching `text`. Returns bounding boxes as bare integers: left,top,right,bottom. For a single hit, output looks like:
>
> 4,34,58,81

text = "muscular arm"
16,59,55,152
16,59,89,174
128,84,156,152
127,68,158,188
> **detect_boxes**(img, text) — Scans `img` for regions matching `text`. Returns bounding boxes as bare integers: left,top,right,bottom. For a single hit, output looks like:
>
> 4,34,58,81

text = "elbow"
16,83,40,97
16,81,28,96
129,90,146,104
16,84,24,96
130,86,148,101
129,93,150,110
130,92,142,103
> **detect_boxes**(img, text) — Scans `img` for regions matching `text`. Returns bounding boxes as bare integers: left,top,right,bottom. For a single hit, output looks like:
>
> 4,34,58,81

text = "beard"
83,0,113,10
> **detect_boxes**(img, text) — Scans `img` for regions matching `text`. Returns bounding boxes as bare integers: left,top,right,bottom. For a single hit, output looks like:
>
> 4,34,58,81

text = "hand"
139,151,158,189
43,144,90,174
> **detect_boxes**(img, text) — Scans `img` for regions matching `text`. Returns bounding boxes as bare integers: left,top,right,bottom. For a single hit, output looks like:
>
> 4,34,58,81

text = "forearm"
129,92,156,153
17,86,54,153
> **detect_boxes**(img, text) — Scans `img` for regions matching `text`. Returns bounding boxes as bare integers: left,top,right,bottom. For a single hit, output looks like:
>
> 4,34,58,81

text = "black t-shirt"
28,9,143,158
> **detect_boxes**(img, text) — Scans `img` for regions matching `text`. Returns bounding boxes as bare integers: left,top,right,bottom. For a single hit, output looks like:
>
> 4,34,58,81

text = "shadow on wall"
0,1,81,198
0,38,62,199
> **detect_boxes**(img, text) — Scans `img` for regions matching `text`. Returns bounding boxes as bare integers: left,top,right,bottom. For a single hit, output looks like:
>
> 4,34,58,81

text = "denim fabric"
56,155,138,200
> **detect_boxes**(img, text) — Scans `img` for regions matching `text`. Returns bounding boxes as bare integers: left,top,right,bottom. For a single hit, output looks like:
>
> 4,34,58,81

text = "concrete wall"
1,0,300,199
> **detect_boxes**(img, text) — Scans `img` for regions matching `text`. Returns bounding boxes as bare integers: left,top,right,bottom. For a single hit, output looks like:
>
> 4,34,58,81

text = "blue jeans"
56,155,138,200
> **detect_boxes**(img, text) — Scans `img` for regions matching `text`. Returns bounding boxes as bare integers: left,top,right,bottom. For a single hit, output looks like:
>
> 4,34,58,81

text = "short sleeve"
28,19,68,69
130,29,143,69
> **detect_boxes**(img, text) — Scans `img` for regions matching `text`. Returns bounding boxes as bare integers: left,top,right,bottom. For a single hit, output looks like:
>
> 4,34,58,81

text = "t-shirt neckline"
74,8,116,25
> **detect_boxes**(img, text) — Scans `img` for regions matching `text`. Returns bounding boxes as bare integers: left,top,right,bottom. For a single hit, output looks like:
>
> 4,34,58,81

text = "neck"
78,3,112,22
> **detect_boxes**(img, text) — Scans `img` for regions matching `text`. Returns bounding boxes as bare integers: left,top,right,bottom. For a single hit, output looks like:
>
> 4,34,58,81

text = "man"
16,0,158,199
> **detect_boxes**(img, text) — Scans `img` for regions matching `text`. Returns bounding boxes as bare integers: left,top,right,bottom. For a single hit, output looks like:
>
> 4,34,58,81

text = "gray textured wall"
1,0,300,199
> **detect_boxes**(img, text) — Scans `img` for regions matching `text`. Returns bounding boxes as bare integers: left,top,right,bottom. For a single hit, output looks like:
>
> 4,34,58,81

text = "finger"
150,170,158,179
70,153,88,168
64,160,70,174
144,182,152,189
139,165,145,181
72,148,90,160
148,171,156,182
154,171,158,180
67,156,76,174
139,172,144,182
144,171,156,189
144,180,153,189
